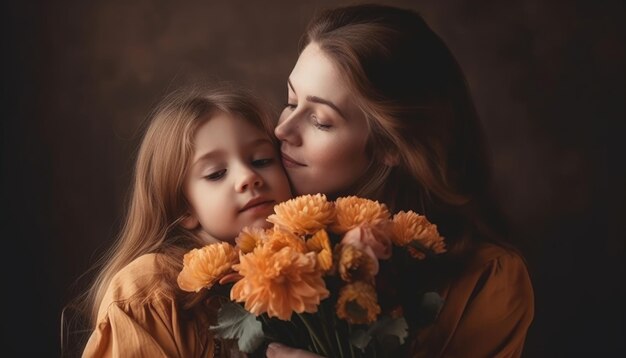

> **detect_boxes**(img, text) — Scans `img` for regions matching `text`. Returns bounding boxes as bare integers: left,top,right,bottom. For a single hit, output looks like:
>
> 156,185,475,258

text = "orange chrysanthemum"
231,245,329,321
336,243,378,282
306,230,333,272
236,226,268,254
267,194,335,235
392,211,446,259
264,228,307,254
331,196,390,234
177,242,238,292
336,281,381,324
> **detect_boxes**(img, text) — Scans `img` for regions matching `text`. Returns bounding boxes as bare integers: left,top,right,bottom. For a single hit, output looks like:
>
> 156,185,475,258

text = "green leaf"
418,291,444,325
350,316,409,351
373,316,409,345
209,301,264,353
350,328,372,350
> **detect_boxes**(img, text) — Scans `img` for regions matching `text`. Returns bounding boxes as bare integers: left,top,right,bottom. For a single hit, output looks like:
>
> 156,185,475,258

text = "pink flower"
341,225,393,260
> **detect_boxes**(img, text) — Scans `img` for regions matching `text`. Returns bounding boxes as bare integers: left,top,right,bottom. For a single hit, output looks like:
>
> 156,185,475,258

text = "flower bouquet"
178,194,446,357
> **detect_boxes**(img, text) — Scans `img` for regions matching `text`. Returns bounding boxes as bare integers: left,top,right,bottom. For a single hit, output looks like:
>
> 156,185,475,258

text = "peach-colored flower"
336,281,381,324
236,226,268,254
392,211,446,259
177,242,238,292
331,196,390,234
336,243,378,282
341,225,393,260
231,245,329,321
267,194,335,235
264,228,307,254
306,230,333,272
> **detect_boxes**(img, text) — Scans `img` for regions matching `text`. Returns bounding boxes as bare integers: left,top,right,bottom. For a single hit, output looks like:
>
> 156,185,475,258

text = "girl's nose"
235,166,263,193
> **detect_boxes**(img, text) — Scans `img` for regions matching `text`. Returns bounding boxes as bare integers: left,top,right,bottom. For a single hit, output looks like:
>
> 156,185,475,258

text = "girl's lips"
281,152,306,168
239,200,275,214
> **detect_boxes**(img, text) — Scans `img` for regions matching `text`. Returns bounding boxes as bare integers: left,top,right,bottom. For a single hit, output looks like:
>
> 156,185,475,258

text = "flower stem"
320,301,341,358
297,313,329,357
334,329,345,357
347,322,356,358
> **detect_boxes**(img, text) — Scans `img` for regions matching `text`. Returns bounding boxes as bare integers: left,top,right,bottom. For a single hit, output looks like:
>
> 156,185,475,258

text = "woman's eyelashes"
311,114,332,131
285,100,333,131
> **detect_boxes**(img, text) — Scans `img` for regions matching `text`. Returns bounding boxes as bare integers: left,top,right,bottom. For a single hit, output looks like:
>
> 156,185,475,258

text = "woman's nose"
235,166,263,193
274,113,302,146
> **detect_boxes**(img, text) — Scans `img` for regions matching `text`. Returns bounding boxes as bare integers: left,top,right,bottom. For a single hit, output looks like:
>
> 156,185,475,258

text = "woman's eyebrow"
306,95,346,119
288,78,347,120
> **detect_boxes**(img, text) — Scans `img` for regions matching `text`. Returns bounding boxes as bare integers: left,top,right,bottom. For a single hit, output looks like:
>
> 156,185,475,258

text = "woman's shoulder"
415,244,534,357
465,242,529,275
439,242,534,305
446,241,534,308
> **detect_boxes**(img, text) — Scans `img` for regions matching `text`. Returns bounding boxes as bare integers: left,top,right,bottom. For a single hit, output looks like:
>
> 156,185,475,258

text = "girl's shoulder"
109,253,169,296
96,253,174,320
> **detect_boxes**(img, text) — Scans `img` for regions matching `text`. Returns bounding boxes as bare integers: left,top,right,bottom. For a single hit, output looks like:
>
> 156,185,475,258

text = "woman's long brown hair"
303,4,512,273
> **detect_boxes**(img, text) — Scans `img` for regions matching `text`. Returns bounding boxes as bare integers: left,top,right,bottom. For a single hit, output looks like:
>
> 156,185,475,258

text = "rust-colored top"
412,243,534,357
82,253,244,358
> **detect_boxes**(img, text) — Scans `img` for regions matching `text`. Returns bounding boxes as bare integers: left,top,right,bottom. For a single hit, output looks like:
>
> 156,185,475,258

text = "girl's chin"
245,218,273,230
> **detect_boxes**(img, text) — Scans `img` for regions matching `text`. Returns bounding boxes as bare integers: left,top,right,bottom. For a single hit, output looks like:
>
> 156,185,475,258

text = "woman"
269,4,534,357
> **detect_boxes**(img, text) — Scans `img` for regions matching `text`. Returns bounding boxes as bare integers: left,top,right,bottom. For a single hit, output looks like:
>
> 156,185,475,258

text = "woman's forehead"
290,44,350,100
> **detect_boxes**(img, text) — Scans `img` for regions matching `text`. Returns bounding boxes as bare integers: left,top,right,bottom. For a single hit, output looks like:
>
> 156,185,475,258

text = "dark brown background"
2,0,623,356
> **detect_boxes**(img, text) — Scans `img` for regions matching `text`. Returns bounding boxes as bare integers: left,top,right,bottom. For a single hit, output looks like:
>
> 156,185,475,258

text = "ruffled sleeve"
82,254,214,358
413,244,534,358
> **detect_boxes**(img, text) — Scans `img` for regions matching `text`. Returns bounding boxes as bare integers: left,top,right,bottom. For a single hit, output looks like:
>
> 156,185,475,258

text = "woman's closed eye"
284,102,297,111
311,114,332,131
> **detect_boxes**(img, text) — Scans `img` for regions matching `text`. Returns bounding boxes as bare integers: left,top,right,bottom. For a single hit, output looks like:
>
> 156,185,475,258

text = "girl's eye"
252,158,274,167
284,103,297,110
204,169,226,181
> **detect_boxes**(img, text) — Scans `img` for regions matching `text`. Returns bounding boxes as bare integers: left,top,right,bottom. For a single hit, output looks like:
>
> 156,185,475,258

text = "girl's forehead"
192,113,272,158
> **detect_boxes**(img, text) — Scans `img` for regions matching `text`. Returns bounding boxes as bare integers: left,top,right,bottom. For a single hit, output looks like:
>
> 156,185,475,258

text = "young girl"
78,85,292,357
269,4,534,358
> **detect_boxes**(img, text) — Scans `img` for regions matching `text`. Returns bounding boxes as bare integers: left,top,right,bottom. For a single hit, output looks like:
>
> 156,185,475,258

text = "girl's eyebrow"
192,150,222,167
245,137,274,150
288,79,347,120
192,138,273,167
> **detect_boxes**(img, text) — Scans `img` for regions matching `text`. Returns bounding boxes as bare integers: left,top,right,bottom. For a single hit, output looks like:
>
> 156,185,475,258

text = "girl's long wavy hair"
64,84,277,354
304,4,511,264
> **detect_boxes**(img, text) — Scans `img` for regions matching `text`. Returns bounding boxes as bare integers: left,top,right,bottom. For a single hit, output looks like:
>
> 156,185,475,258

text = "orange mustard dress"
82,253,244,358
412,243,534,358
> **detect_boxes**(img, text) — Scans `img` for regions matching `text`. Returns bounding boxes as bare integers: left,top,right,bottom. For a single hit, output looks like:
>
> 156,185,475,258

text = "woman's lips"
281,152,306,168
